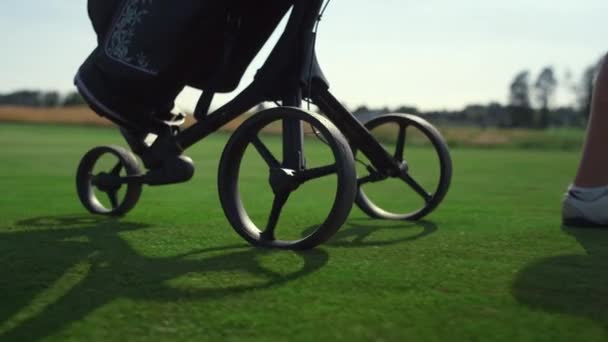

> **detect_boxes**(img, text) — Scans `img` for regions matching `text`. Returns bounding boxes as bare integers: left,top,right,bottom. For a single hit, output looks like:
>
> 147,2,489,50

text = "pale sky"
0,0,606,111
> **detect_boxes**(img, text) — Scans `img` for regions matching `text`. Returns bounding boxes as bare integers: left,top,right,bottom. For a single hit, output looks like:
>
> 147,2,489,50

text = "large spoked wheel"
218,107,357,250
354,113,452,221
76,146,143,216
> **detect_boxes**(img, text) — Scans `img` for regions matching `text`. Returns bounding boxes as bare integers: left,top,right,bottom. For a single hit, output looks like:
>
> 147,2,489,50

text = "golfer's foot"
562,188,608,227
145,155,195,185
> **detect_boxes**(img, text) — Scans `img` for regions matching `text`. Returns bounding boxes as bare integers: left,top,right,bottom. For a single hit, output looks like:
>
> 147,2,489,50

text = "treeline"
1,57,602,129
0,90,85,107
354,58,602,129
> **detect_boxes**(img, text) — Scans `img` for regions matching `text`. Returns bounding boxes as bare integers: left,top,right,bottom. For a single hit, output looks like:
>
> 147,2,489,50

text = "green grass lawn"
0,122,606,341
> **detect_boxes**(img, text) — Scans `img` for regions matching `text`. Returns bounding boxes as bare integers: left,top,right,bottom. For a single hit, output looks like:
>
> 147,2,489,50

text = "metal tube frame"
144,0,400,177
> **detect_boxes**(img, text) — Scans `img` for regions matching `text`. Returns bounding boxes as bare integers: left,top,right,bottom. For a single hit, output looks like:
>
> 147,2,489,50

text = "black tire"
354,114,452,221
218,107,357,250
76,145,143,216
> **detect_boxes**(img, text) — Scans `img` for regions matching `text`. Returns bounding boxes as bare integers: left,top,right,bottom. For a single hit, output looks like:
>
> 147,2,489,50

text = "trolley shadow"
304,219,438,248
0,216,329,341
512,226,608,329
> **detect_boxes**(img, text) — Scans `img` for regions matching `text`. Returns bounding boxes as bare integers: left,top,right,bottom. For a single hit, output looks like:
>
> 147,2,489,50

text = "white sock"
568,185,608,201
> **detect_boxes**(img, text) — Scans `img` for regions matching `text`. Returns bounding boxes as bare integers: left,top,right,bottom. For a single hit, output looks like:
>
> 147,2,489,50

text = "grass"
0,122,607,341
436,126,586,150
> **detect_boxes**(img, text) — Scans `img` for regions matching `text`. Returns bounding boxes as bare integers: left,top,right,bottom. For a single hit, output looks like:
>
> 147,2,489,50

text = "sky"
0,0,607,111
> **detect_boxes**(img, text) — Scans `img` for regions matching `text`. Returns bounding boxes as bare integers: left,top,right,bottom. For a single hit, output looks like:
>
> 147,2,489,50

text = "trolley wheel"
76,146,143,216
354,113,452,220
218,107,357,250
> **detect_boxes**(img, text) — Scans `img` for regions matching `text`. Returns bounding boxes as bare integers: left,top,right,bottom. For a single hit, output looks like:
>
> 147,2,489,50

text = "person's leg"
563,53,608,226
574,54,608,187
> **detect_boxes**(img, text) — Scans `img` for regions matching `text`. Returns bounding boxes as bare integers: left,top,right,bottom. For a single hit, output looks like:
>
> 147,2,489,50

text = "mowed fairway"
1,122,607,341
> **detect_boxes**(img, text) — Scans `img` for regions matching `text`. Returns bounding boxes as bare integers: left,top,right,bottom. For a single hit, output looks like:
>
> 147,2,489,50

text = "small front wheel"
218,107,357,250
76,146,143,216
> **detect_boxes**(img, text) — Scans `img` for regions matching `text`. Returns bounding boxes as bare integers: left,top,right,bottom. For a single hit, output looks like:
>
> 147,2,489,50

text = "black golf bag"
80,0,292,115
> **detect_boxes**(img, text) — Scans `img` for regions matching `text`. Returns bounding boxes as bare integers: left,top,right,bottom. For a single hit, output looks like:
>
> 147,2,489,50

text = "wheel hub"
396,160,409,175
269,168,300,195
92,172,121,192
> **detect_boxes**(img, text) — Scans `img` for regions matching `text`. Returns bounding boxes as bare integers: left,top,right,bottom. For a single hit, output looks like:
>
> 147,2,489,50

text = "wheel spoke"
395,124,408,162
357,166,385,186
399,172,432,203
110,162,123,176
251,136,280,168
91,174,99,186
261,193,290,241
107,190,119,209
298,164,337,183
357,174,376,186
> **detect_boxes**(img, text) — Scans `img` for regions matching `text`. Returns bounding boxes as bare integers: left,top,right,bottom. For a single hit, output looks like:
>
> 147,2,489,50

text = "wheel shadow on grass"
304,219,438,248
0,215,329,341
512,226,608,328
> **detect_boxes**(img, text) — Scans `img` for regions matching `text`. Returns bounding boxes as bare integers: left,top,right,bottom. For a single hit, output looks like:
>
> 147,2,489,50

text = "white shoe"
562,190,608,227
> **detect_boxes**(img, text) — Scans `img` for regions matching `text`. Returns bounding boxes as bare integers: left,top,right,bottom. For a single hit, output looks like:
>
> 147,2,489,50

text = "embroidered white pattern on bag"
106,0,158,74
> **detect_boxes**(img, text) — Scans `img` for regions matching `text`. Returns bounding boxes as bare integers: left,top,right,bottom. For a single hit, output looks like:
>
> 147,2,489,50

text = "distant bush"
0,90,85,107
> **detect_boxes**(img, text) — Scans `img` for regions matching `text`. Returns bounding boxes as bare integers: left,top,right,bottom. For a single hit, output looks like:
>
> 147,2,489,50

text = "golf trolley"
76,0,452,250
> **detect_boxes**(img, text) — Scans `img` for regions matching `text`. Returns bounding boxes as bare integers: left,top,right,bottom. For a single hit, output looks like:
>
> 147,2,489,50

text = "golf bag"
82,0,292,113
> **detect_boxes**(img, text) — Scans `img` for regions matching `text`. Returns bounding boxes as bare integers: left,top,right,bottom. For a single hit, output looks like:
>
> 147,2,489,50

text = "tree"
40,91,61,107
0,90,42,107
352,105,370,116
395,105,419,115
534,67,557,128
62,91,86,107
579,61,601,120
508,70,534,128
510,71,531,107
463,104,487,127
